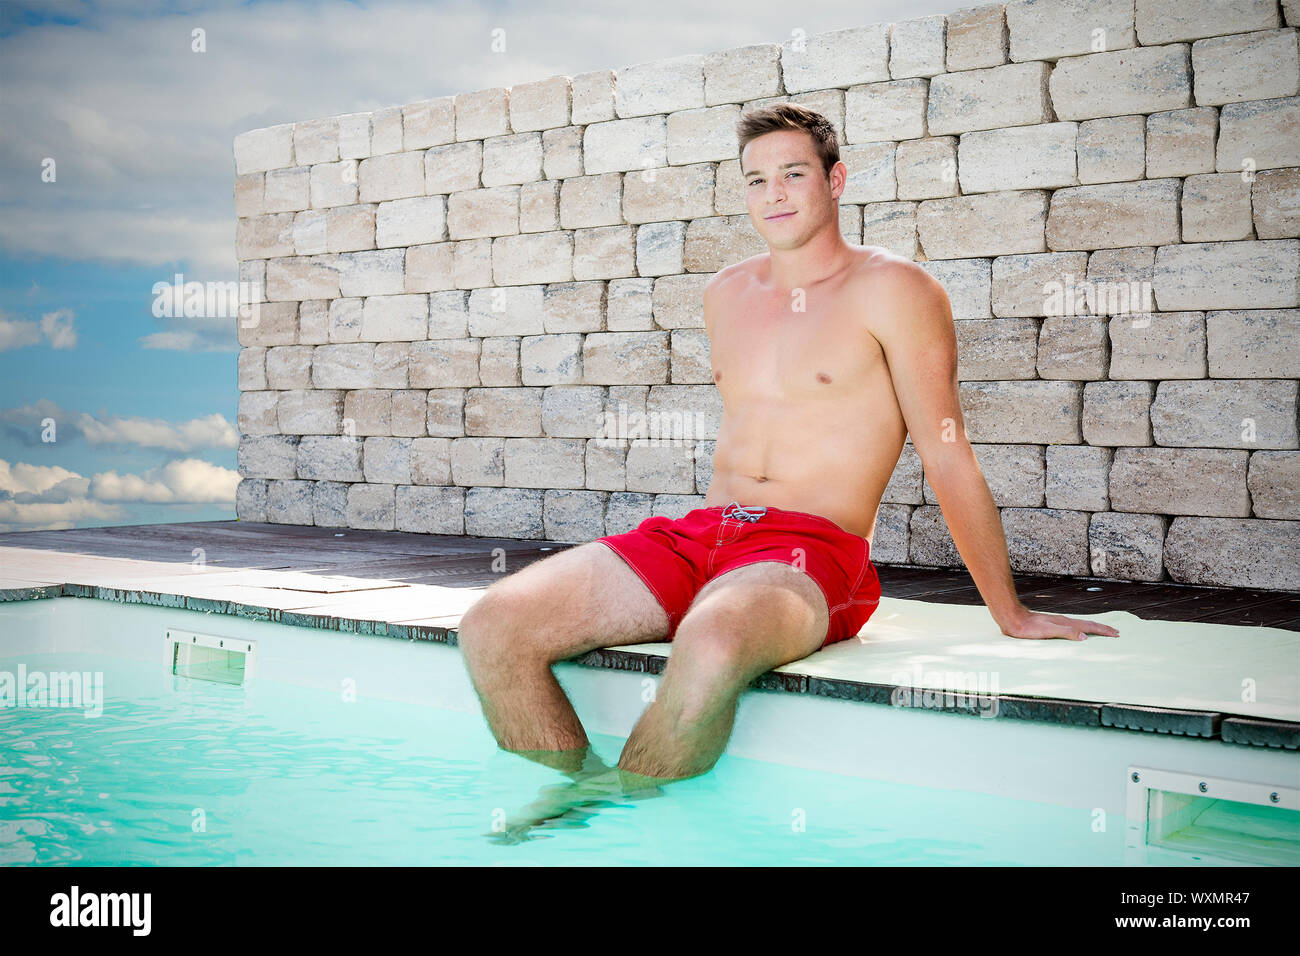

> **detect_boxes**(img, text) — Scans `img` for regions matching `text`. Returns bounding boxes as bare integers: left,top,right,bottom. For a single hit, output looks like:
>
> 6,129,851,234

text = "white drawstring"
722,500,768,522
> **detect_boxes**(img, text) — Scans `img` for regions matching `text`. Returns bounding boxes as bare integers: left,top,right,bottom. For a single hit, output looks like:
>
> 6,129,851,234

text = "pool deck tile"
0,577,63,588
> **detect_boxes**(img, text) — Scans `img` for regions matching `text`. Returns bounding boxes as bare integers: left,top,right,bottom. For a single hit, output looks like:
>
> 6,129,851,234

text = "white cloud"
0,458,85,497
0,402,239,451
140,274,243,351
89,458,240,503
0,455,238,531
0,398,63,430
0,314,41,351
0,497,127,532
0,308,77,351
139,329,228,350
40,309,77,348
138,309,237,352
74,411,239,451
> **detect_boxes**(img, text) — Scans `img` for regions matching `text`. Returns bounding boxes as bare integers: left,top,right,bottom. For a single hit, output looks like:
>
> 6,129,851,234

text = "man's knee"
666,574,826,691
461,564,589,663
662,606,764,715
686,571,824,645
458,584,532,657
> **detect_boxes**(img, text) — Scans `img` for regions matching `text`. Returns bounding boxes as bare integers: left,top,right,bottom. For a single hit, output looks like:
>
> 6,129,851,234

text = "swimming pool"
2,597,1296,866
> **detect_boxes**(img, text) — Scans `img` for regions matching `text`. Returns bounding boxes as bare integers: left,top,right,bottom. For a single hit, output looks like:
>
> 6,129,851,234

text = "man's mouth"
764,211,796,221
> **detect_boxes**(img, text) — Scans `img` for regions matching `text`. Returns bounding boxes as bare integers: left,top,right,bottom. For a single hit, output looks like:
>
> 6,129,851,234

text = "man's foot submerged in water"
486,750,670,845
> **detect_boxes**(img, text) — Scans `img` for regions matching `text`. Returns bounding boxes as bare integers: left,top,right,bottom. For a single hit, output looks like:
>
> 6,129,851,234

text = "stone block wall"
233,0,1300,590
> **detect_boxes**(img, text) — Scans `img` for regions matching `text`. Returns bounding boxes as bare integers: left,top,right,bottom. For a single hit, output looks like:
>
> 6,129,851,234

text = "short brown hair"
735,103,840,177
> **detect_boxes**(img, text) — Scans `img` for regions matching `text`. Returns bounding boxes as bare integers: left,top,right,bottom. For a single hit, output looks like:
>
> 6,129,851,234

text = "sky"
0,0,947,533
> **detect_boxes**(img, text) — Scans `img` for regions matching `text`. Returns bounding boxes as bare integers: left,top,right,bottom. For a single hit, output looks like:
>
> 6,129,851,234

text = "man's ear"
828,160,848,200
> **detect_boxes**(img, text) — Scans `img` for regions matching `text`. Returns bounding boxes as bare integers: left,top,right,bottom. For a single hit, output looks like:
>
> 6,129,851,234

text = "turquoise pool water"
0,648,1197,866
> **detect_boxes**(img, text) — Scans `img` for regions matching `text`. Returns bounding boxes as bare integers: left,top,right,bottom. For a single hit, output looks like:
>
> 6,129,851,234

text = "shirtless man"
459,103,1120,791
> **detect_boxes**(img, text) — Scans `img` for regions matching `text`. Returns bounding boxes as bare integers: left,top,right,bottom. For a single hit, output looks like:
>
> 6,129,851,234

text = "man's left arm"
868,263,1119,641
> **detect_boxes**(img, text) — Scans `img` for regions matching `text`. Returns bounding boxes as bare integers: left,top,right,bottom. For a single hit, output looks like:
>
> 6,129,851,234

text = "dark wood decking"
3,520,1297,630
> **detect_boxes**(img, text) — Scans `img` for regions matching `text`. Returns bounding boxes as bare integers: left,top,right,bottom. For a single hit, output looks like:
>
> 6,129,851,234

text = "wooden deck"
1,520,1296,630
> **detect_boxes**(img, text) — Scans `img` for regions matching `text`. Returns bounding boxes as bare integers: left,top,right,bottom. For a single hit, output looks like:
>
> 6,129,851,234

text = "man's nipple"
816,371,832,384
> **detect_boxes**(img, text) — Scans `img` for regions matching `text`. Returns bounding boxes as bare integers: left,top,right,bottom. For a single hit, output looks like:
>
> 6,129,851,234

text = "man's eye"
787,172,801,178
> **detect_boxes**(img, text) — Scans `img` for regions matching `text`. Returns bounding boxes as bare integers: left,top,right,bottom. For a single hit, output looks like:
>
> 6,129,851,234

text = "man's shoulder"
846,246,935,292
705,255,766,297
845,248,954,343
843,248,951,326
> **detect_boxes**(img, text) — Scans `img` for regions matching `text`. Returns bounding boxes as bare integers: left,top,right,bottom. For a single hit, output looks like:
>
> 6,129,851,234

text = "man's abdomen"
704,429,898,540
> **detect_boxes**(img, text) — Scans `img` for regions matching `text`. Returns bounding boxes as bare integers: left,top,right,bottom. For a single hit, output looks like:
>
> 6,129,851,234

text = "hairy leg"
458,541,670,755
617,560,829,780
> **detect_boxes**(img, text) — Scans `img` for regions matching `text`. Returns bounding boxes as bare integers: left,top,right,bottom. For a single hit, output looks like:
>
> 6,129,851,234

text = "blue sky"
0,0,944,532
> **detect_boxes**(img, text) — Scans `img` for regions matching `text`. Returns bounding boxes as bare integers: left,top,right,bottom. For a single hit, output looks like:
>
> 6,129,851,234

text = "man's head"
735,103,846,249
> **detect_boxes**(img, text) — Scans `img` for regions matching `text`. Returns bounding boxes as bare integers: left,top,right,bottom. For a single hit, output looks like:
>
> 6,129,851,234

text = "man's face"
741,129,845,250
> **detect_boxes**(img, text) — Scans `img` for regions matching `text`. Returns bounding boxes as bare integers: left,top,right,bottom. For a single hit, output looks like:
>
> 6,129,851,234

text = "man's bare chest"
708,300,884,398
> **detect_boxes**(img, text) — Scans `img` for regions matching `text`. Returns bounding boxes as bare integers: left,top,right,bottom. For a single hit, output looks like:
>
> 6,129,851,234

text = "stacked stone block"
234,0,1300,591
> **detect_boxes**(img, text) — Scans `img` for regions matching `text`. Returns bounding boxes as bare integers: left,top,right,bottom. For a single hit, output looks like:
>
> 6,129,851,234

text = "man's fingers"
1012,612,1120,640
1064,615,1119,637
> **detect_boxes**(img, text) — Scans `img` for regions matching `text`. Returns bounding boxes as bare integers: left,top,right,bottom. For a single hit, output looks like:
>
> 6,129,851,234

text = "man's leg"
618,560,829,780
458,541,671,762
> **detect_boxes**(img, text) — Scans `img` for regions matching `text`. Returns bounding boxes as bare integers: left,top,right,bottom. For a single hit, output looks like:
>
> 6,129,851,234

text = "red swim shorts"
595,501,881,649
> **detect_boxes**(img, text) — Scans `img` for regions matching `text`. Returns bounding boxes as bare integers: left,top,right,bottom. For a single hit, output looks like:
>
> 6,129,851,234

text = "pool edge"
3,587,1297,751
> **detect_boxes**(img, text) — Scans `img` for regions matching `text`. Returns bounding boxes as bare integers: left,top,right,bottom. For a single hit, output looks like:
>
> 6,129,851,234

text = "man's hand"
997,606,1120,641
